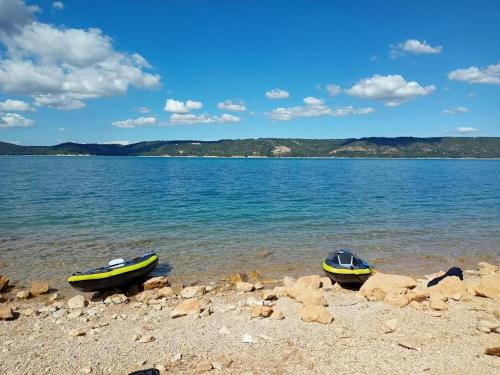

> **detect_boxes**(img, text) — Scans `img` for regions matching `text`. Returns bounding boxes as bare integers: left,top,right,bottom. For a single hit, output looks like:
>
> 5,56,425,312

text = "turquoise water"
1,156,499,286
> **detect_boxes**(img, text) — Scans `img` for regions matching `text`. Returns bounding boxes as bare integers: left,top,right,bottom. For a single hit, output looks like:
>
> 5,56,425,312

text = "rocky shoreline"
1,263,499,374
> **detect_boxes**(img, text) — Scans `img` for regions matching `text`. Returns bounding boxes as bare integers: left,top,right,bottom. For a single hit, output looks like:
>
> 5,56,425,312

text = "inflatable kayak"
322,249,372,284
68,252,158,292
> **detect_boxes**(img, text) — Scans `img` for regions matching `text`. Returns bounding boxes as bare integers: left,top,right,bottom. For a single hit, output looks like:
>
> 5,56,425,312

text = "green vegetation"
1,137,500,158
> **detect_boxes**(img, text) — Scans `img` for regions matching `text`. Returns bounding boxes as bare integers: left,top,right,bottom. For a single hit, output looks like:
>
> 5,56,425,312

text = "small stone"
228,273,249,284
398,339,422,351
298,305,333,324
143,276,169,290
171,299,201,318
171,353,182,362
254,282,264,290
0,305,15,320
68,295,88,309
250,305,273,318
138,335,155,343
30,281,50,296
69,329,86,337
485,342,500,356
0,274,9,292
21,308,38,317
382,318,398,333
256,248,271,258
242,334,254,343
180,286,205,299
68,310,83,319
271,310,285,320
104,293,129,304
16,290,30,300
156,364,167,372
426,310,442,317
49,292,64,302
196,359,213,372
262,290,277,300
213,355,232,370
477,320,499,333
81,367,92,374
236,282,254,292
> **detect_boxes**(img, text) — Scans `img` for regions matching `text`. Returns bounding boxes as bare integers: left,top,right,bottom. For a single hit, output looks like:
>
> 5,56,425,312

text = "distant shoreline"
2,154,500,160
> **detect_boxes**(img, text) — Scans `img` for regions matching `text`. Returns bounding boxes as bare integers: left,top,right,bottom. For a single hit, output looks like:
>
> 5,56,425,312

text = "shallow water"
0,156,499,286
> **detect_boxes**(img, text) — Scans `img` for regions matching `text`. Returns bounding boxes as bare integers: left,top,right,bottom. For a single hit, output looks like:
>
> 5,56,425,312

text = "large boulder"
286,285,326,306
0,274,9,292
475,274,500,302
360,272,416,301
478,262,499,275
143,276,168,290
170,299,201,318
298,305,333,324
428,276,466,301
295,275,322,289
30,281,50,296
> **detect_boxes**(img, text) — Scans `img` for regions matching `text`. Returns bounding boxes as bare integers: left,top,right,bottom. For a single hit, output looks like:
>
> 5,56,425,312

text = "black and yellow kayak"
322,249,372,284
68,252,158,292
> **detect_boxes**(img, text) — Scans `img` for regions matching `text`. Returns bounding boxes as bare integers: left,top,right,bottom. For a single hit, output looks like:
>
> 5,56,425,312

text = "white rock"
68,295,88,309
241,334,254,343
180,286,206,299
218,326,231,336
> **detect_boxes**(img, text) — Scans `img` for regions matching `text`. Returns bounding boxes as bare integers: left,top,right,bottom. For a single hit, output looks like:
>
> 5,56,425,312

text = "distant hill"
1,137,500,158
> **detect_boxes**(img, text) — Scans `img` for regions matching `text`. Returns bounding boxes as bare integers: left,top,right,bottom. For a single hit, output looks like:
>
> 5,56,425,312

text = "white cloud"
326,84,341,96
390,39,442,58
57,127,66,131
0,2,160,110
217,100,246,112
52,1,64,10
267,97,374,121
102,140,130,145
443,106,468,115
448,62,500,85
302,96,324,106
164,99,203,113
169,113,240,125
0,112,35,128
33,94,85,110
0,0,39,34
0,98,33,111
346,74,436,106
457,126,478,134
112,116,157,128
137,106,151,114
265,88,289,99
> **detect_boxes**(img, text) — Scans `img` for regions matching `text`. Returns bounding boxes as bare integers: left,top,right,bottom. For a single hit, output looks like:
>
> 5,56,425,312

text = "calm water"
1,156,499,286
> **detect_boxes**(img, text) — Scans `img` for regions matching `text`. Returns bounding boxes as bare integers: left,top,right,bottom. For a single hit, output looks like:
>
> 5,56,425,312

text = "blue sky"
0,0,499,145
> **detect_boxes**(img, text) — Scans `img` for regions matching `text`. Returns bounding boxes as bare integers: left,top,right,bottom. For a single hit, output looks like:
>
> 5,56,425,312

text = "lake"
1,156,499,286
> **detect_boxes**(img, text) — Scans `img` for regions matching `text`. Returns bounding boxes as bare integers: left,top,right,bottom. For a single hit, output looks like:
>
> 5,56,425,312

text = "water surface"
1,156,499,286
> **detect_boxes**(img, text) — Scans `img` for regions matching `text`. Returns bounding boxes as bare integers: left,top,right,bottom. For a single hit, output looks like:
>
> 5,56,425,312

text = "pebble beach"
1,263,500,374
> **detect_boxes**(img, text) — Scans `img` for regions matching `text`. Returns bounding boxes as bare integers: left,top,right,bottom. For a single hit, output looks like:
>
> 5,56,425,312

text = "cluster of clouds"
0,2,495,136
0,0,160,128
267,97,374,121
113,97,244,128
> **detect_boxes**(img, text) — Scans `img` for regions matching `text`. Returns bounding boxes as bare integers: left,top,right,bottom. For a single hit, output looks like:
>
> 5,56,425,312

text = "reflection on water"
0,156,499,286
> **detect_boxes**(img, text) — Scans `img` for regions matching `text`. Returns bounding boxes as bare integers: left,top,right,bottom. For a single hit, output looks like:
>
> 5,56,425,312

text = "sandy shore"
1,265,500,374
